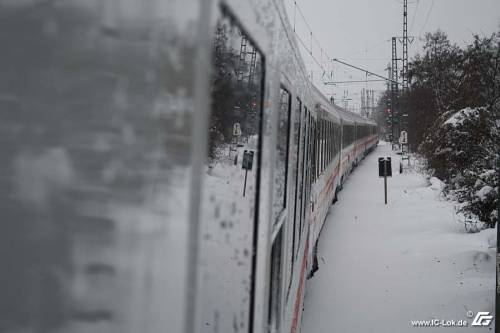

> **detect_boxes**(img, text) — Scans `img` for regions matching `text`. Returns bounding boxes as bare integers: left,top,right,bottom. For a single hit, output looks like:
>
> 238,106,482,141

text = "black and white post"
379,157,392,205
242,150,254,197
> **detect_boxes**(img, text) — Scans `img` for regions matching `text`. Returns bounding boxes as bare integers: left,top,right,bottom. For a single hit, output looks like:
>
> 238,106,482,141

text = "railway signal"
378,157,392,204
242,150,254,197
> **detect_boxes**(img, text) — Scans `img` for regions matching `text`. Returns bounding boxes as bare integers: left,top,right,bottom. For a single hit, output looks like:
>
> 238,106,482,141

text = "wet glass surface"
292,100,303,261
272,89,291,223
198,12,264,333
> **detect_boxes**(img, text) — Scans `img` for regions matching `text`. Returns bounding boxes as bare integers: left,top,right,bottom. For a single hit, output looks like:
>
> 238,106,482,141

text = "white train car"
0,1,377,333
336,106,379,185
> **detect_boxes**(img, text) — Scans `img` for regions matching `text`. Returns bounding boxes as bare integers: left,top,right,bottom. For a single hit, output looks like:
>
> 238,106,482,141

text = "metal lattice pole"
401,0,409,134
391,37,399,142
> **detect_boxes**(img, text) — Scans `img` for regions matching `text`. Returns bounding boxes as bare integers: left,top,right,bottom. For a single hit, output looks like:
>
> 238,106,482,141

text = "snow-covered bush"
419,107,499,228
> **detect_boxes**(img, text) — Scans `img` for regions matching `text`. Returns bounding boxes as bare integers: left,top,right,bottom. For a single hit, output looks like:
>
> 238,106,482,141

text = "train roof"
310,84,376,126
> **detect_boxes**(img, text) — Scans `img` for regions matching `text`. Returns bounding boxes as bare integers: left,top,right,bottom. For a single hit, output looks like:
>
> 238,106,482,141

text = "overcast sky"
284,0,500,112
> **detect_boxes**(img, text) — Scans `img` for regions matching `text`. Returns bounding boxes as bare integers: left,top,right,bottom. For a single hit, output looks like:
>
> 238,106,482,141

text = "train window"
199,11,265,332
273,88,291,222
324,121,328,167
315,119,319,179
292,98,302,259
325,121,328,166
328,122,331,164
318,120,322,175
317,120,321,175
332,122,334,163
328,122,331,165
330,123,334,160
317,120,320,175
314,119,317,180
335,123,340,155
325,121,328,168
329,122,333,164
286,97,301,300
325,121,328,167
325,121,329,167
319,120,323,173
335,123,338,158
342,124,346,149
295,103,306,258
342,124,348,148
324,121,327,170
333,123,335,161
333,123,337,160
333,123,337,158
310,116,314,180
302,110,311,224
310,120,314,183
332,123,335,162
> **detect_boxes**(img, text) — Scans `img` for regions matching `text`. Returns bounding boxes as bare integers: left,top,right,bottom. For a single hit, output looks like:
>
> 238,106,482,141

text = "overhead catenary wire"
409,0,420,34
419,0,435,37
289,0,391,110
289,0,335,84
331,58,402,86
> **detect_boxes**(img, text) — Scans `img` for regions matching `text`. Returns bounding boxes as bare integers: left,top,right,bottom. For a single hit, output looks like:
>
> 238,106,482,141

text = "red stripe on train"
290,232,310,333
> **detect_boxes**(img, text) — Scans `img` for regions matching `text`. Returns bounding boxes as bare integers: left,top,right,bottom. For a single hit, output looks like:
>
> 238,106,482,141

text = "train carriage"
338,107,356,180
0,1,377,333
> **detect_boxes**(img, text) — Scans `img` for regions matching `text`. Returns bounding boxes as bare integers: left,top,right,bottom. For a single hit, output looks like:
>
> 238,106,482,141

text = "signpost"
233,123,241,137
400,130,410,171
378,157,392,204
232,123,242,165
242,150,254,197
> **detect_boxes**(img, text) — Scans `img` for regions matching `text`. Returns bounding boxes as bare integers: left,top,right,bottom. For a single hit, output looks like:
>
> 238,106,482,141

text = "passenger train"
0,0,377,333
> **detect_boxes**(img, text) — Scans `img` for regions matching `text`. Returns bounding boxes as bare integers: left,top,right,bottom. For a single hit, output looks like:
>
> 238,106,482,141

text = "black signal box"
378,157,392,177
242,150,254,171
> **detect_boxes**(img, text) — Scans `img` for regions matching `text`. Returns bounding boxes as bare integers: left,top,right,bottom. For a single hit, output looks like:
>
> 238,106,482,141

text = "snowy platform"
302,142,495,332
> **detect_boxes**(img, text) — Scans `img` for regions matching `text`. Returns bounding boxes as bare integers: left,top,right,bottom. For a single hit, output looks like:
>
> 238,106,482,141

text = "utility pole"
361,88,366,117
402,0,409,93
371,90,375,116
391,37,399,145
398,0,413,143
237,37,247,85
370,90,375,119
342,90,351,111
385,64,393,140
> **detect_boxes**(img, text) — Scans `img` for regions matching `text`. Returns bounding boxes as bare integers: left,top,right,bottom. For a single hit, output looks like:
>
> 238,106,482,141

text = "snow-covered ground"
302,142,496,332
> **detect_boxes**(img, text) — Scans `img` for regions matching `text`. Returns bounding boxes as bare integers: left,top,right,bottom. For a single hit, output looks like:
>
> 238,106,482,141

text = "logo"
471,312,493,327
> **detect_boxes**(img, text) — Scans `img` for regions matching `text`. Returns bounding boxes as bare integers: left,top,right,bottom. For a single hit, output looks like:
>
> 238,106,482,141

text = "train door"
302,110,312,231
198,9,265,333
268,87,292,332
284,97,301,302
293,100,305,261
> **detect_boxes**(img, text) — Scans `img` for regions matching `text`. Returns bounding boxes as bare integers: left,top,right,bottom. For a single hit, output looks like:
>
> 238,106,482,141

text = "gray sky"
284,0,500,112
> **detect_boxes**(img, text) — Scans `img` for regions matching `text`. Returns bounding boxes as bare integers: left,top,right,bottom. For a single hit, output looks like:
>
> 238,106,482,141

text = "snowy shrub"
419,107,499,228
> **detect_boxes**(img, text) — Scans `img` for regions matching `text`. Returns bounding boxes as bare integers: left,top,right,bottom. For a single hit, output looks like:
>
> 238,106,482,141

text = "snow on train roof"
310,84,376,126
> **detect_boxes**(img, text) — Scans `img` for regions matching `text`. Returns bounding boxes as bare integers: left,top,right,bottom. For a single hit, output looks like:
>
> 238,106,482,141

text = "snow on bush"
420,106,499,228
